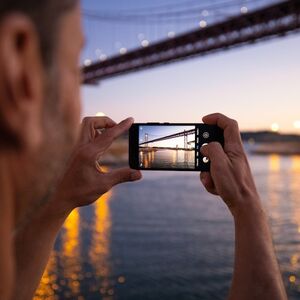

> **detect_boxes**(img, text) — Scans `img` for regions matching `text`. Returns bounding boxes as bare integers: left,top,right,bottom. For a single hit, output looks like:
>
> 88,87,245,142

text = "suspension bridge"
82,0,300,84
139,129,195,150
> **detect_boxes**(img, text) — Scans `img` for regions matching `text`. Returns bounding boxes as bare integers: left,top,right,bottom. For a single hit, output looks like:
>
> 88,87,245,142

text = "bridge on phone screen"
83,0,300,84
139,129,195,150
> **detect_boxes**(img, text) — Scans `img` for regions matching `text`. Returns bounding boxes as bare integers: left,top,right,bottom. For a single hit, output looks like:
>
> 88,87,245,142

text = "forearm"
13,199,70,300
228,197,287,300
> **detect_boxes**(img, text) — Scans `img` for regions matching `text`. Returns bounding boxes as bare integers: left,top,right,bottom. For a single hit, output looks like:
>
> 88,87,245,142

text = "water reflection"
288,156,300,288
62,209,81,298
34,154,300,299
140,149,194,169
35,191,113,299
89,191,114,299
33,251,58,300
267,154,281,221
291,156,300,233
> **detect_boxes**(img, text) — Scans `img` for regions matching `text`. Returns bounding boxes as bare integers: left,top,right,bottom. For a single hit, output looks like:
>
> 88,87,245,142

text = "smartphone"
129,123,224,171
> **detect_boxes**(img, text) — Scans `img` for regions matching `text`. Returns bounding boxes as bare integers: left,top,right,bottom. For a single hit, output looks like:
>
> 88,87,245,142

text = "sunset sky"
81,0,300,133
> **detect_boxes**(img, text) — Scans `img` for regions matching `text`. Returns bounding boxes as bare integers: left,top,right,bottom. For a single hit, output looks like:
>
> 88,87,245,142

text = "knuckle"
102,128,114,140
101,116,109,122
230,119,239,129
207,142,221,154
82,117,90,124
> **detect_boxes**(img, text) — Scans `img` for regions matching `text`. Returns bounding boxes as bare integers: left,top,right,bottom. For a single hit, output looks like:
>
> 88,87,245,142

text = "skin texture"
200,113,287,300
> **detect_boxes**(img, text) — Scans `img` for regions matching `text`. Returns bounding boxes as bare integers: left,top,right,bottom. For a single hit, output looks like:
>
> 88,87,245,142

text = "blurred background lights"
271,123,280,132
141,39,150,47
294,120,300,129
241,6,248,14
199,20,207,28
119,47,127,55
202,10,209,17
99,54,107,61
167,31,176,38
84,59,92,66
289,275,296,283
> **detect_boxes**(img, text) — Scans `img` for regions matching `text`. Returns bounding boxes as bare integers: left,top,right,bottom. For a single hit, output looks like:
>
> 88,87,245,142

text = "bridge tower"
145,133,148,148
184,130,188,149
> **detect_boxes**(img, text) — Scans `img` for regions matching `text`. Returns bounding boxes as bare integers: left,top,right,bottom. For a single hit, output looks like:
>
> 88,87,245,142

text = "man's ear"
0,14,44,151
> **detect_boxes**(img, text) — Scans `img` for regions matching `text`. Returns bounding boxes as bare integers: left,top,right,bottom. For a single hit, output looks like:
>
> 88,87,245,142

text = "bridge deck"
139,129,195,145
83,0,300,84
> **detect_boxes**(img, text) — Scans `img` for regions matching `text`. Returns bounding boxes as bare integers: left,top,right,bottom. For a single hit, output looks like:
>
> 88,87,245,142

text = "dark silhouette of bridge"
139,129,195,150
83,0,300,84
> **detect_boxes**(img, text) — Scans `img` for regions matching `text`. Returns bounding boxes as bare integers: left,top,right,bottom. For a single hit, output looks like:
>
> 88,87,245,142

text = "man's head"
0,0,84,226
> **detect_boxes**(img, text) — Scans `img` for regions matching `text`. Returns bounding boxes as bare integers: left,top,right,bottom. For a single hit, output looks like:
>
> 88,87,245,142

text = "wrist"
230,192,266,222
44,189,74,223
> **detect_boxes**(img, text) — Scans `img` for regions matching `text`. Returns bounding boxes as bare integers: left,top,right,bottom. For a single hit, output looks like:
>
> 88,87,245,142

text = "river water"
139,149,195,169
34,154,300,300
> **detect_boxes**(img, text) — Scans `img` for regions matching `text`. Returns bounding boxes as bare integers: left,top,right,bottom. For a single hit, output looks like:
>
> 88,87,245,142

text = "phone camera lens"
203,132,210,139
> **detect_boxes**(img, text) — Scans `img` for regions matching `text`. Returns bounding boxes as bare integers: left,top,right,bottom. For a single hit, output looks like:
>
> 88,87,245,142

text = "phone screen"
129,123,223,171
139,124,197,170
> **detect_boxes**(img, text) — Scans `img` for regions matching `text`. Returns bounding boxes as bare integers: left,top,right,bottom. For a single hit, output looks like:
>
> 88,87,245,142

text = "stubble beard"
14,68,78,233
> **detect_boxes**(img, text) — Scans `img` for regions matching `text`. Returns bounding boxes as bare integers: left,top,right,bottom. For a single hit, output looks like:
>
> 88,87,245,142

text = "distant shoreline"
241,131,300,155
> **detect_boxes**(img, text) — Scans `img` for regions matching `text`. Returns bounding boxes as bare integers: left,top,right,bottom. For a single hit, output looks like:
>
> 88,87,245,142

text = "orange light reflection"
89,191,114,300
62,209,81,297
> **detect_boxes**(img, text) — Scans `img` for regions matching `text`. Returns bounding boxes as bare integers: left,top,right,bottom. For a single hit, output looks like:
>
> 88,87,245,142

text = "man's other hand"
200,113,260,216
55,116,142,214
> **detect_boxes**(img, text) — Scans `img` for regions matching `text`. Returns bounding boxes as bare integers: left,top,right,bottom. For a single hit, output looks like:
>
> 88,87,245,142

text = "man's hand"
55,116,142,215
199,113,287,300
200,113,260,216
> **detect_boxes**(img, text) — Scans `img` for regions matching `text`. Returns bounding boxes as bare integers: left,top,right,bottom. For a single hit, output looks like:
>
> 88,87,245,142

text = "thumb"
105,167,142,188
201,142,227,166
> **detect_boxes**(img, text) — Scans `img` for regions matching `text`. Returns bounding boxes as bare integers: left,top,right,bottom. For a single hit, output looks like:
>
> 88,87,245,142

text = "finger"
104,167,142,188
201,142,227,165
202,113,242,146
200,172,218,195
100,117,134,144
80,116,117,144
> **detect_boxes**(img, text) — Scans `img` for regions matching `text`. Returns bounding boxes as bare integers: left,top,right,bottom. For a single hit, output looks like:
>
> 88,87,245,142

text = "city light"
289,275,296,283
84,59,92,66
202,10,209,17
119,47,127,55
241,6,248,14
294,120,300,129
99,54,107,61
141,39,150,47
167,31,176,38
199,20,207,28
271,123,280,132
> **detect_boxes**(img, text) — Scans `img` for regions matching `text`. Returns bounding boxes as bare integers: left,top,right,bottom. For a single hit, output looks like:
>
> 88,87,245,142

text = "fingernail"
127,117,134,123
200,144,208,154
